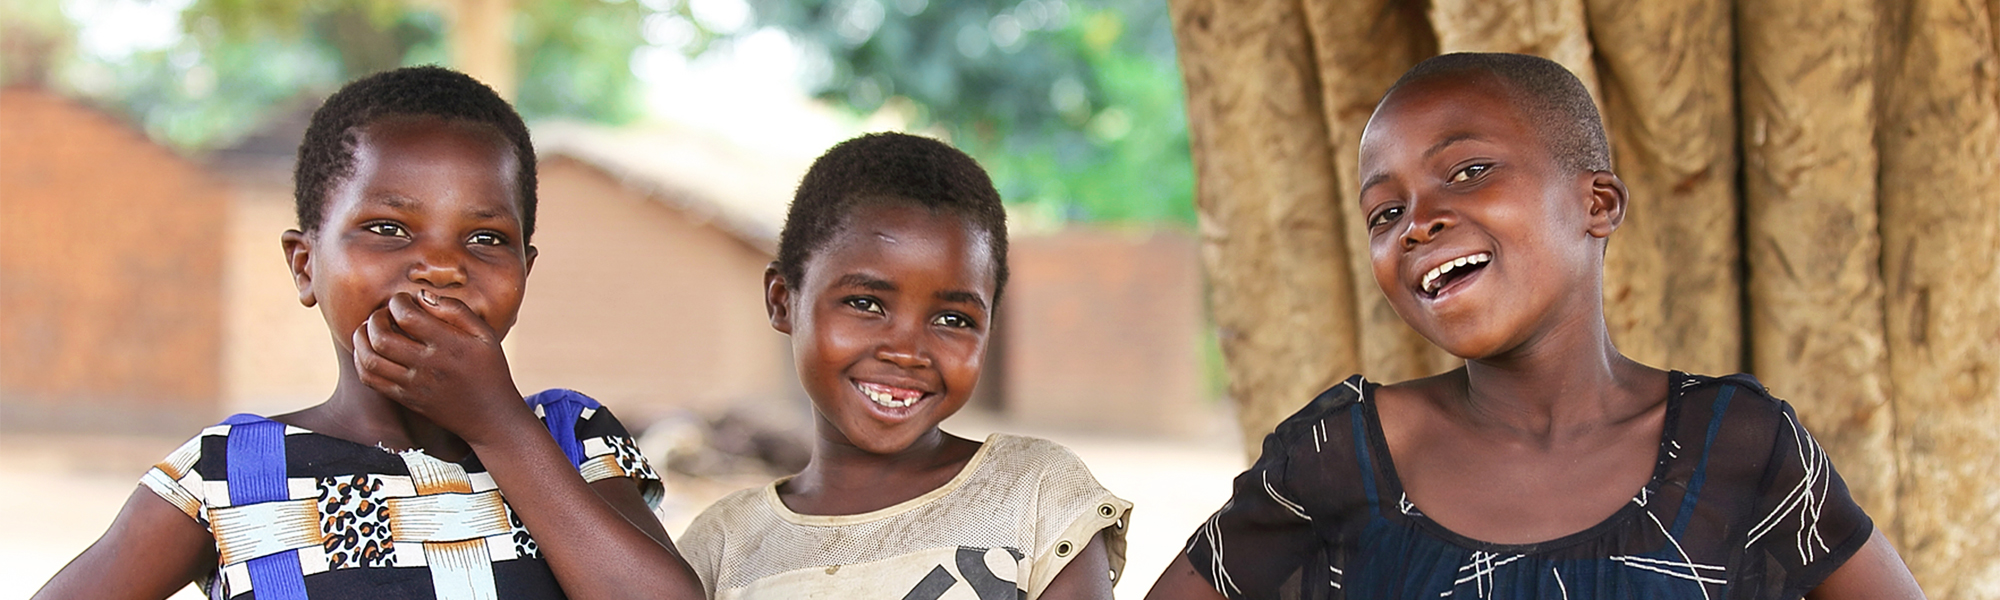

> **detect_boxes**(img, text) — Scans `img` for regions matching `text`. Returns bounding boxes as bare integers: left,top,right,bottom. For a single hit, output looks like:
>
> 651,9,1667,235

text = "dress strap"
221,415,309,600
1351,402,1383,507
524,388,601,467
1671,383,1737,537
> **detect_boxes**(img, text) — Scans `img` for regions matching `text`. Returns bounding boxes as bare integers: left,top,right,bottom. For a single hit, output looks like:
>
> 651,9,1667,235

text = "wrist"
457,390,536,448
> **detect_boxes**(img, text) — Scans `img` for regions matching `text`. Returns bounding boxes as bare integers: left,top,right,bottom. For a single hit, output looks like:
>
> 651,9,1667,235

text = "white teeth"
1421,253,1491,294
859,383,920,408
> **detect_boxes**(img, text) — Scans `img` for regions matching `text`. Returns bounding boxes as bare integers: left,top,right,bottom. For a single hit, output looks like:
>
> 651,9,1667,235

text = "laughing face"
768,202,996,456
1356,73,1624,360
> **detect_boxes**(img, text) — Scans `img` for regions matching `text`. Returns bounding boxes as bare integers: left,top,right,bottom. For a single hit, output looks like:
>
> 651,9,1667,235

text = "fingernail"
419,289,440,307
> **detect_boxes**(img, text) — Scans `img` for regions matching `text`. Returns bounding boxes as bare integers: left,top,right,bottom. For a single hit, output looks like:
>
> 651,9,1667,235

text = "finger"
385,292,457,345
352,323,413,396
413,289,498,342
366,305,428,363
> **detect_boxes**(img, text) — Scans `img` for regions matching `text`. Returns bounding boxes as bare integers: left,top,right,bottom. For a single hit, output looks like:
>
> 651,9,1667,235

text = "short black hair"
776,132,1009,303
1385,52,1610,173
294,66,538,241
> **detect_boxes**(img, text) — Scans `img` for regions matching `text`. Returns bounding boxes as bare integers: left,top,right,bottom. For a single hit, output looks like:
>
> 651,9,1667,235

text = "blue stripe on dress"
224,416,309,600
524,388,600,467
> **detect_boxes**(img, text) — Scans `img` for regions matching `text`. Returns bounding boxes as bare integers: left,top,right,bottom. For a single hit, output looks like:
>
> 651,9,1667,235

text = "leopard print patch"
510,506,540,558
318,474,395,569
606,436,658,480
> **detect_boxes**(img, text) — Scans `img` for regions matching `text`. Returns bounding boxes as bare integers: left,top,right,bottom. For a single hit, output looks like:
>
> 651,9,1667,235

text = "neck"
306,345,470,459
1455,301,1658,440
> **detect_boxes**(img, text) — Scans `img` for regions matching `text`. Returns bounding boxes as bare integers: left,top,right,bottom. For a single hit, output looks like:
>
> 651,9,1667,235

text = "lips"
1419,252,1492,297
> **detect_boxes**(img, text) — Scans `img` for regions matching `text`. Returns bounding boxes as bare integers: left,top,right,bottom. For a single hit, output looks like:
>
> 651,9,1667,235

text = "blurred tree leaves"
738,0,1193,226
51,0,649,150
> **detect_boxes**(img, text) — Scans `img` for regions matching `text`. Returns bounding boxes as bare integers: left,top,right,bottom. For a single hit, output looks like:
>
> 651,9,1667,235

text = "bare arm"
354,293,701,599
33,487,216,600
1038,530,1113,600
1806,529,1925,600
1142,553,1229,600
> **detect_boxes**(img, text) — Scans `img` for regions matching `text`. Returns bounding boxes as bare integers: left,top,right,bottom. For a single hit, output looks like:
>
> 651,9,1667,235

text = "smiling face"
768,202,996,456
1356,73,1625,360
287,115,534,352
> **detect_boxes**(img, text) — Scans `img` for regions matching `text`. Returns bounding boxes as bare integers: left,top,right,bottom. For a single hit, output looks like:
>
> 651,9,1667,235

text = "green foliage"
741,0,1193,226
55,0,650,151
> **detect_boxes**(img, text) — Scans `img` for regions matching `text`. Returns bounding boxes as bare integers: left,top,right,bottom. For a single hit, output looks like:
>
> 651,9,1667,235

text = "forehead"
1359,74,1542,165
810,202,996,288
337,116,523,210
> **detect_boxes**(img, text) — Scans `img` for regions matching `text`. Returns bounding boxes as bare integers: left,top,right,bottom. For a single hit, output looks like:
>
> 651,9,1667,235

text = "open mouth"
1420,252,1492,298
855,380,929,409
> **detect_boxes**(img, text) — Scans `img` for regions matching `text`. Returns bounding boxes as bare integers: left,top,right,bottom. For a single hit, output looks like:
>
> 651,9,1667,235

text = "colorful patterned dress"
141,389,661,600
1183,372,1871,600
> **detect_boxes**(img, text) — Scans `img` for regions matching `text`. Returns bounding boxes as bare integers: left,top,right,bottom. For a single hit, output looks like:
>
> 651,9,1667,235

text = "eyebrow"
833,273,897,291
1423,132,1485,160
365,194,513,222
935,290,989,312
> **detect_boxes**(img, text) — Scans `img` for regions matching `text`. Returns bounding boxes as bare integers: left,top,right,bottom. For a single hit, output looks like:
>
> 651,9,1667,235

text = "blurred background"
0,0,1241,597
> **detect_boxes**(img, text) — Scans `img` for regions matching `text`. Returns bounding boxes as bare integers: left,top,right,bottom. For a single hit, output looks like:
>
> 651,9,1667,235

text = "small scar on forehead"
874,232,898,243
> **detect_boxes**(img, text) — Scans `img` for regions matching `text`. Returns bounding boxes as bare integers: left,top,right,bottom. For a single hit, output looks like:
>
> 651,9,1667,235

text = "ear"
764,263,793,334
1584,170,1628,238
524,244,538,274
281,229,317,307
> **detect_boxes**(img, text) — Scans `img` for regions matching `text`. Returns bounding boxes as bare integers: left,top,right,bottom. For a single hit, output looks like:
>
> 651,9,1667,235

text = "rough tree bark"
1426,0,1600,106
1876,0,2000,596
1584,0,1743,376
1169,0,1361,456
1735,0,1898,529
1298,0,1445,385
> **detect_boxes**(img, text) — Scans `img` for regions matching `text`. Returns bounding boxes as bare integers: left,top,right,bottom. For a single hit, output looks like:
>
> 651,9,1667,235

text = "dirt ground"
1,413,1244,599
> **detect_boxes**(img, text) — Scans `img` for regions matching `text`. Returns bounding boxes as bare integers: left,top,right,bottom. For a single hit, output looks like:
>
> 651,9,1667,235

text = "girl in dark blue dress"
1144,53,1922,600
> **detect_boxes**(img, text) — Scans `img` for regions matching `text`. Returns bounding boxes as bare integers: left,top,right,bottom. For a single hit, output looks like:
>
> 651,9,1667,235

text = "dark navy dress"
1184,372,1871,600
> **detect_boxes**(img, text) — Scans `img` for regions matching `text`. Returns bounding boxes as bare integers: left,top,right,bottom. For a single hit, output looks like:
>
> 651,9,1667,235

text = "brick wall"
999,230,1210,435
0,87,227,433
507,157,798,422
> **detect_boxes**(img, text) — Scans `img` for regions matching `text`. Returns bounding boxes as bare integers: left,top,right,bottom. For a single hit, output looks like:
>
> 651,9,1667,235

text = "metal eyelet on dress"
1098,503,1117,518
1056,541,1074,557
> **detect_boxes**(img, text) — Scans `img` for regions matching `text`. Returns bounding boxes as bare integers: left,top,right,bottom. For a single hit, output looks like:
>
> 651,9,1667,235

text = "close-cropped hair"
293,65,539,241
1386,52,1611,174
776,132,1010,303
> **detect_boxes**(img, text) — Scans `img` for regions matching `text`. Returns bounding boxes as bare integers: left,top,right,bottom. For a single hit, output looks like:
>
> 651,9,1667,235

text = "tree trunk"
1876,0,2000,595
446,0,515,98
1426,0,1600,108
1169,0,1361,457
1299,0,1448,385
1735,0,1898,531
1583,0,1743,376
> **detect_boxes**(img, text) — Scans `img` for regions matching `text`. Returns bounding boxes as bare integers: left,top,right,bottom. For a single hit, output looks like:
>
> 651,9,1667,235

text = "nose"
409,241,468,288
875,319,933,370
1400,197,1455,249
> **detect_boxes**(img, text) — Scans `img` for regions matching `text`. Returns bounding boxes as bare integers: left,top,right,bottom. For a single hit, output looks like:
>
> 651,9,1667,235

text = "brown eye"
468,231,507,246
1449,164,1491,184
365,222,408,237
932,313,974,329
845,297,885,314
1368,206,1405,228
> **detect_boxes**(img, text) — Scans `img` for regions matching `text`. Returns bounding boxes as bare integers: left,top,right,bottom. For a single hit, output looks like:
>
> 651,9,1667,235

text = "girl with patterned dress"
35,67,702,600
1143,53,1924,600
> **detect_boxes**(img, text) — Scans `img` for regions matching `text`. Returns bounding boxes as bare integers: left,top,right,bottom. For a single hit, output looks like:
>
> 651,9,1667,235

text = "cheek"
1369,238,1405,296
